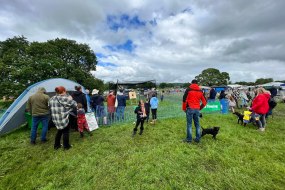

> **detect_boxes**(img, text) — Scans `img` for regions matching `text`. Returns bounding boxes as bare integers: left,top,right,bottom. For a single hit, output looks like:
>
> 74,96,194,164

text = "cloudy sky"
1,0,285,83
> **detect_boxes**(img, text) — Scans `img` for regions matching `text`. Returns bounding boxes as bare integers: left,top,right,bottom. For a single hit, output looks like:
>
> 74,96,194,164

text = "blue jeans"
31,114,49,142
186,108,201,142
116,106,125,121
252,113,266,128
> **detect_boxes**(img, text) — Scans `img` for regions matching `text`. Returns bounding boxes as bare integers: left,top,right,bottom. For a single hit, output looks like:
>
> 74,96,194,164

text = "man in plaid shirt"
49,86,77,150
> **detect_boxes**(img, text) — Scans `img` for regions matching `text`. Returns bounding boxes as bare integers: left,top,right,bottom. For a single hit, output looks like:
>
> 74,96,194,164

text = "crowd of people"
26,85,161,150
204,85,277,132
25,81,279,149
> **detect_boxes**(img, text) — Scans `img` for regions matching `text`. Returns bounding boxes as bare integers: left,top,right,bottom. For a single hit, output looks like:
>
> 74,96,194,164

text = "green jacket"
26,89,50,116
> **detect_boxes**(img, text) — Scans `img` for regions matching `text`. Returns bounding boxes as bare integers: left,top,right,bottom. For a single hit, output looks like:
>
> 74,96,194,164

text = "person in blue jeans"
116,90,127,121
186,109,201,142
26,87,50,144
182,80,207,143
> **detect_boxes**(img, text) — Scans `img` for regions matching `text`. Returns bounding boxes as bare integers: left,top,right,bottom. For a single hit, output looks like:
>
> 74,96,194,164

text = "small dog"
201,126,220,140
233,112,245,126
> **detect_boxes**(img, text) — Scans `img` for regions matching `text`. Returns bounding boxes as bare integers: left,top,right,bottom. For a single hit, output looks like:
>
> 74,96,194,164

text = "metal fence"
0,92,230,127
94,92,186,126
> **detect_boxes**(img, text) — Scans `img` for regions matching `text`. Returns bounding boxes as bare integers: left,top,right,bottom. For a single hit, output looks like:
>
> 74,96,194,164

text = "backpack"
268,97,277,109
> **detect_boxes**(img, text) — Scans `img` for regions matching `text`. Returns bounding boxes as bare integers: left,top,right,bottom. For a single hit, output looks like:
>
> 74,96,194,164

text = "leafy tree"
235,81,256,86
159,82,177,89
0,36,102,97
195,68,230,86
255,78,273,85
182,83,190,88
159,83,167,89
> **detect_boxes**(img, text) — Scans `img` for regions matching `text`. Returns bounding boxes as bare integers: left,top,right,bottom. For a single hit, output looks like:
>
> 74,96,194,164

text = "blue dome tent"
0,78,89,136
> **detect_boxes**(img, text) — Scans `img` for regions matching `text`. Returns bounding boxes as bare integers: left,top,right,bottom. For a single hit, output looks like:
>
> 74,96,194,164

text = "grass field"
0,101,285,190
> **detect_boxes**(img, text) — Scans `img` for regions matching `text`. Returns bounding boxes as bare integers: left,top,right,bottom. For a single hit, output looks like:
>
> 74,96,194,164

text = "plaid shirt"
49,95,77,130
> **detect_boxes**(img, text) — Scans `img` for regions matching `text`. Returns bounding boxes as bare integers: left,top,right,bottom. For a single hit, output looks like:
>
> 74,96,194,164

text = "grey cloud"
1,0,285,83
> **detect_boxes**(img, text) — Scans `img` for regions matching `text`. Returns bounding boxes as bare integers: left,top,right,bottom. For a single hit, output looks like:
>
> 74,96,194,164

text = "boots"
132,130,137,137
139,130,143,135
88,130,93,136
80,132,84,138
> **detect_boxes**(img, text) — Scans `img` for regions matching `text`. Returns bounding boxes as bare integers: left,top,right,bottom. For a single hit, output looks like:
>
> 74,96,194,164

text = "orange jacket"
182,84,207,111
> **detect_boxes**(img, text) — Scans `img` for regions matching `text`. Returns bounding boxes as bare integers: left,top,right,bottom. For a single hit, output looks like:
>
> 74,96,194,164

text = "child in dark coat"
133,100,147,136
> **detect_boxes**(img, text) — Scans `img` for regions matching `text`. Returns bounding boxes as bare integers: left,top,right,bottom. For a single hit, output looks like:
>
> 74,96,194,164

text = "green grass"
0,103,285,189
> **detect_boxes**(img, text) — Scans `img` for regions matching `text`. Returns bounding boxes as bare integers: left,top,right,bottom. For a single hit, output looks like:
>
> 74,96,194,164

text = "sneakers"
182,139,191,143
259,128,265,132
54,144,63,150
64,145,73,150
41,139,48,143
132,131,137,137
194,139,200,143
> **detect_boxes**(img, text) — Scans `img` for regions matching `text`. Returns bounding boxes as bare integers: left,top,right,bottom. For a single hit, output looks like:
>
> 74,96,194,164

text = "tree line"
0,36,104,97
159,68,280,89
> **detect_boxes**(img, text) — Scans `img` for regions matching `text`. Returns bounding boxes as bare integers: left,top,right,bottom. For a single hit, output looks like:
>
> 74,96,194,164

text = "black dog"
201,126,220,140
233,112,245,126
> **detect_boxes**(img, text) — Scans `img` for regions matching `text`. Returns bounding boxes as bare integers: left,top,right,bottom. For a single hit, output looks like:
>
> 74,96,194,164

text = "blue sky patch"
96,52,107,58
97,61,117,67
107,14,146,31
104,39,136,53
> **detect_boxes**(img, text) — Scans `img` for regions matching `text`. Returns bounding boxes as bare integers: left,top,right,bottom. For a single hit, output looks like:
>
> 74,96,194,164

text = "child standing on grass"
150,94,159,124
133,100,147,136
77,103,92,138
228,95,236,113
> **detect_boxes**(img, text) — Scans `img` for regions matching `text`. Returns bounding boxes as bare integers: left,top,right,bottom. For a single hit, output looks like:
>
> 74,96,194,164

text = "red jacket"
251,93,270,114
107,94,116,113
182,84,207,111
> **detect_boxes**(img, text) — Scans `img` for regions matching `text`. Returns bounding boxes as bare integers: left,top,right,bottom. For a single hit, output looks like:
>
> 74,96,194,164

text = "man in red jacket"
182,80,207,143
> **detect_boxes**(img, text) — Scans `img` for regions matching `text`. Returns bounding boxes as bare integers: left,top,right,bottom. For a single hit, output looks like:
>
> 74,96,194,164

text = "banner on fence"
129,91,137,99
201,101,221,113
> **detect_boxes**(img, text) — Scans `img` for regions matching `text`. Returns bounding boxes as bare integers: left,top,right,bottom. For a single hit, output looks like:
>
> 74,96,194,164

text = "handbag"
85,112,99,131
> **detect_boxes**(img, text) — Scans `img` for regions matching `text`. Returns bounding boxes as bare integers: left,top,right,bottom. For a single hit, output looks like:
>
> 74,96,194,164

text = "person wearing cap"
182,79,207,143
26,87,50,144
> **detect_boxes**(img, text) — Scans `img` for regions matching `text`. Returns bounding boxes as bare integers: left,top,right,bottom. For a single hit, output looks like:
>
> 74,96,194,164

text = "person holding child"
133,100,147,136
77,103,92,138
